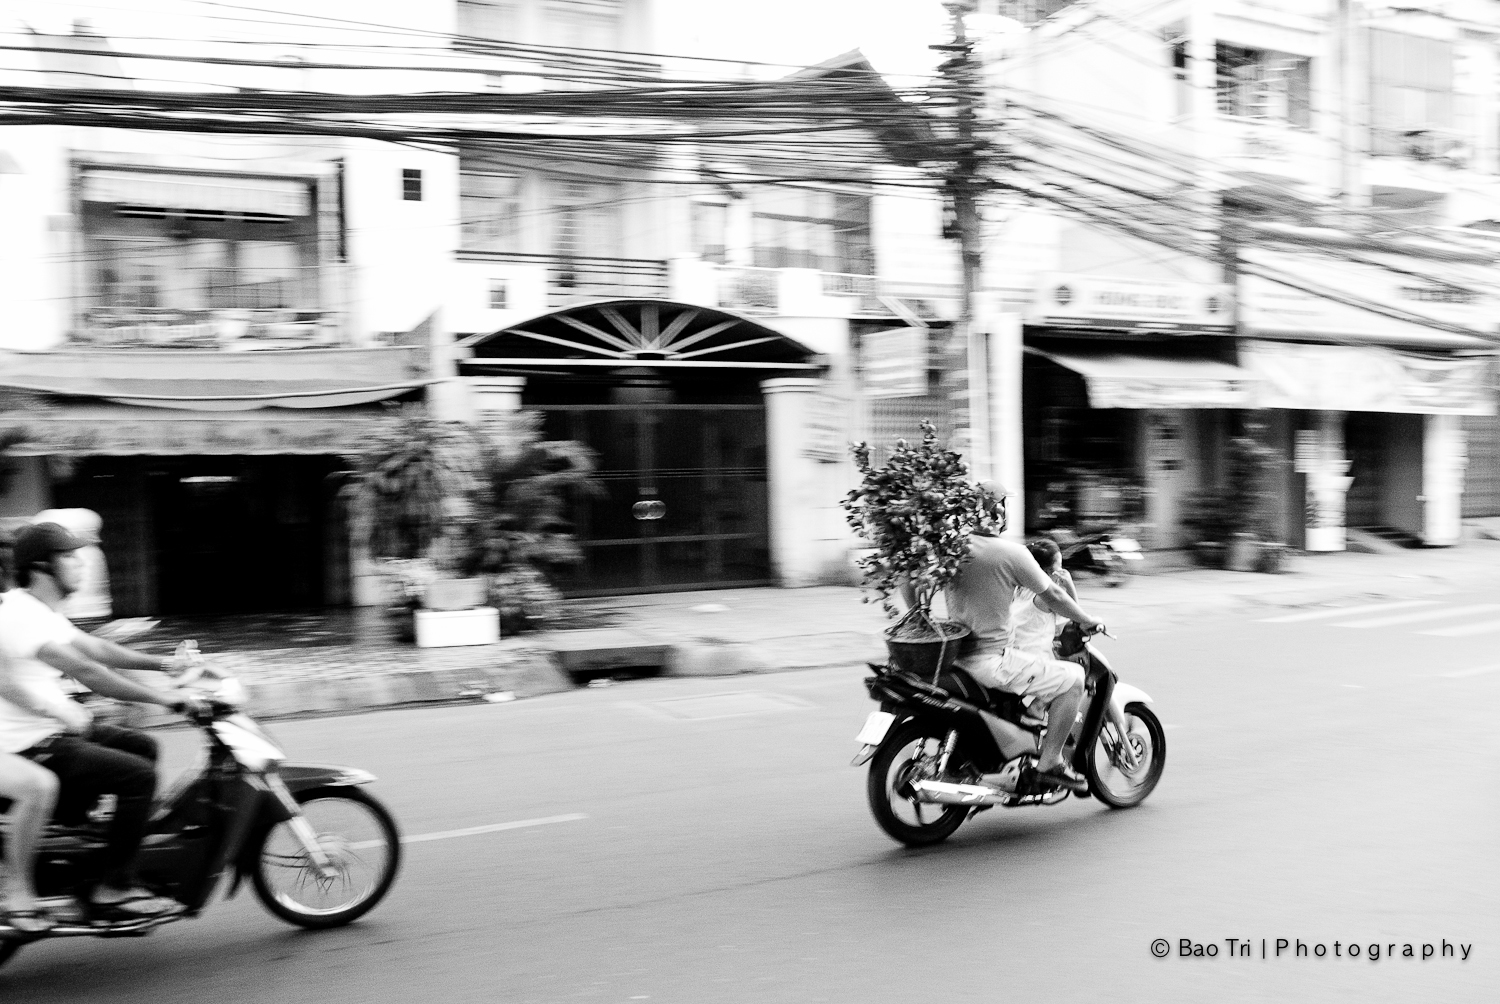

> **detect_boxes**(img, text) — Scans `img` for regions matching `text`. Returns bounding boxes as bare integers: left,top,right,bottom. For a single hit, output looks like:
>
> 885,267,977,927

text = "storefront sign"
802,392,848,463
1242,341,1496,416
1239,249,1498,343
1028,274,1236,332
862,328,927,398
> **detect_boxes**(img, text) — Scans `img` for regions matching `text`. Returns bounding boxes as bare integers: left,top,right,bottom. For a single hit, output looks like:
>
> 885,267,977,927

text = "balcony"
457,251,668,307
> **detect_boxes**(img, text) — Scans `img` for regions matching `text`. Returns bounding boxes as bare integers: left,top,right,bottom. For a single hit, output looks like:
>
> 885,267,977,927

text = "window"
90,237,311,311
488,280,508,309
457,0,520,40
691,202,727,264
1216,43,1312,127
402,168,423,202
750,188,872,274
544,0,620,51
1165,22,1190,119
549,179,622,260
461,172,523,251
1368,29,1454,156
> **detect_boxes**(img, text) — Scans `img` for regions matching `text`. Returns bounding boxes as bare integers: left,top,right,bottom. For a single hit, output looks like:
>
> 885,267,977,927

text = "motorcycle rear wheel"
251,786,402,929
1085,703,1165,808
867,722,967,847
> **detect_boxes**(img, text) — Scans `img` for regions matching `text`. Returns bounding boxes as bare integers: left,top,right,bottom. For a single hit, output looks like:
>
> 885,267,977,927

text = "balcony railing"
71,306,343,349
458,250,670,307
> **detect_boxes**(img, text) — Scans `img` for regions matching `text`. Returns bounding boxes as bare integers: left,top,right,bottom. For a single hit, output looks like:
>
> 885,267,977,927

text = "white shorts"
960,648,1084,704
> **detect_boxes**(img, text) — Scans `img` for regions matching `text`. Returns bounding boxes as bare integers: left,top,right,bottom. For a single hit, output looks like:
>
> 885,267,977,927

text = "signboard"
1239,249,1498,342
1242,341,1496,416
861,327,928,398
802,392,848,463
1029,273,1236,332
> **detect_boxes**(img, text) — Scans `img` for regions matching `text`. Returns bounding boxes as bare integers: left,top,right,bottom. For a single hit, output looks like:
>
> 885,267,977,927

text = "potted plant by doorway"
842,421,988,677
1179,489,1234,568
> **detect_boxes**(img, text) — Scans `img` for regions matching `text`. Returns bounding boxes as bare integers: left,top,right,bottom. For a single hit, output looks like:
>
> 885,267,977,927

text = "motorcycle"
851,623,1165,847
0,652,402,970
1048,528,1143,587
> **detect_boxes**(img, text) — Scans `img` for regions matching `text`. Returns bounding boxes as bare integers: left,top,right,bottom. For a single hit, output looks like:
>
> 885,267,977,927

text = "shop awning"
1240,341,1497,415
0,402,390,456
1028,349,1256,409
80,169,313,216
0,346,431,411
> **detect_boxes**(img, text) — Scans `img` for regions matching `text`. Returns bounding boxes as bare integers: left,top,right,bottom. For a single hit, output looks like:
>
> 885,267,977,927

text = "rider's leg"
1,753,59,921
85,724,159,764
26,738,157,903
1036,677,1085,773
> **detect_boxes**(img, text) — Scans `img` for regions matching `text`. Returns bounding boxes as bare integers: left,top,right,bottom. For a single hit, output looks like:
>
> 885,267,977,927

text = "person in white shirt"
0,523,204,919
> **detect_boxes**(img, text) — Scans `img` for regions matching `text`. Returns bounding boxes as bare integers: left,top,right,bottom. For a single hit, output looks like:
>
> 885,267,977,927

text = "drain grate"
646,691,813,721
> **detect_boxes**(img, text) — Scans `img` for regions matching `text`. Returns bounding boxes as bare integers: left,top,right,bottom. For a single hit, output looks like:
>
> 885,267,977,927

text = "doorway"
538,404,772,594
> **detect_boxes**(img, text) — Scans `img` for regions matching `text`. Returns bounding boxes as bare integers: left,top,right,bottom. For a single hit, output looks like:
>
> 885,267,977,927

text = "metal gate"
538,404,772,595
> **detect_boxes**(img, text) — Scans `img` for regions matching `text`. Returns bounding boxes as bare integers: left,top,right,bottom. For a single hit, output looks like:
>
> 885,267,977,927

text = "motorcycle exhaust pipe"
909,779,1012,806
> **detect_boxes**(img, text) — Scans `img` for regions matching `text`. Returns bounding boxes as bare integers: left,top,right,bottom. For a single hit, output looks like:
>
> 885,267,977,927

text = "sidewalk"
129,537,1500,724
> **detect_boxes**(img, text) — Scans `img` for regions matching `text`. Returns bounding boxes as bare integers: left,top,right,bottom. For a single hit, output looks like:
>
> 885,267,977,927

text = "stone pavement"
127,534,1500,724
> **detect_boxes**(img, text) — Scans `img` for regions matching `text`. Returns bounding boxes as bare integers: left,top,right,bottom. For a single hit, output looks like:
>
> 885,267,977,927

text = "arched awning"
458,299,823,373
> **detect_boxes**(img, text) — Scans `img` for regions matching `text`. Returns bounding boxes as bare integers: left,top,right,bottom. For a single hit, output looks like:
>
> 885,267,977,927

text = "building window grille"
488,280,508,309
461,171,523,251
691,202,728,264
549,178,623,264
1215,43,1312,127
457,0,521,40
402,169,423,202
1368,29,1455,157
750,188,872,274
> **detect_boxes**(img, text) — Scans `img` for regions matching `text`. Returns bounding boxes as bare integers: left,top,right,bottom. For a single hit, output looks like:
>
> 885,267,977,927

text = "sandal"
4,907,57,934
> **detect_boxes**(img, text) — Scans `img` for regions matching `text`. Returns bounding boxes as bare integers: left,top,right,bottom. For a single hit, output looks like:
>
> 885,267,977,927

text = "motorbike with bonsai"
852,621,1166,846
0,651,401,970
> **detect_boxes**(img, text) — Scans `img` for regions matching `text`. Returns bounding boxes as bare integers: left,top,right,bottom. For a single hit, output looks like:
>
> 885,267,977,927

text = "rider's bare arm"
69,633,171,674
36,642,182,710
1036,581,1101,631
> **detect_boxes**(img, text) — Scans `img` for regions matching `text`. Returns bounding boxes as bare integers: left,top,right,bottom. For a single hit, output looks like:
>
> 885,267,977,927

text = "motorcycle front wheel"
251,786,402,929
1085,703,1165,808
867,722,967,847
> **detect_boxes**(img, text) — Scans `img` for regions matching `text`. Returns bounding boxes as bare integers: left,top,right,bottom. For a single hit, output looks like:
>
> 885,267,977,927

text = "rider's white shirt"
0,588,85,753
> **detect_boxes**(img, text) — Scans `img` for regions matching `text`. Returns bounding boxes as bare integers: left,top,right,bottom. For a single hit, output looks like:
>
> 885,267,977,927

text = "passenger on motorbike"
0,523,205,918
0,740,59,933
1015,538,1138,771
940,482,1105,796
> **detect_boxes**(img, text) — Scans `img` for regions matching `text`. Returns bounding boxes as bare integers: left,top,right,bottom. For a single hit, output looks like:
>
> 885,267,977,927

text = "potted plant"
1179,489,1234,568
1225,434,1288,573
842,421,989,677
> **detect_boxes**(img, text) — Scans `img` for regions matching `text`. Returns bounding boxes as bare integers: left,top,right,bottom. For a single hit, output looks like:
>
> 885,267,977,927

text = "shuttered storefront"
1463,411,1500,518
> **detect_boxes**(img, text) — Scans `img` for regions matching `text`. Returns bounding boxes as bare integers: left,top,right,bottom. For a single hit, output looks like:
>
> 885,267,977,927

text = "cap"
12,522,85,572
33,508,103,545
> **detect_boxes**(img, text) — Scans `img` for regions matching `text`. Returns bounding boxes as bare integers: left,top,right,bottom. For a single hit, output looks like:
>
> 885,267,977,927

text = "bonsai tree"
1225,434,1281,541
841,420,990,638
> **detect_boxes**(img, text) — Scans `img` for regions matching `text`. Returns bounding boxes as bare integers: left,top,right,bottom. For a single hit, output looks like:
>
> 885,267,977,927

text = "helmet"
13,522,85,573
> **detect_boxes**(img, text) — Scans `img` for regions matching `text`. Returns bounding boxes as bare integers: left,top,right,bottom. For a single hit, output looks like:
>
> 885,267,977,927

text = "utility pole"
934,0,986,473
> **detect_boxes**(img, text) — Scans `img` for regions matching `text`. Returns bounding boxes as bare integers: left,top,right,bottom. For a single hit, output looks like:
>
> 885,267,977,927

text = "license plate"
855,711,896,746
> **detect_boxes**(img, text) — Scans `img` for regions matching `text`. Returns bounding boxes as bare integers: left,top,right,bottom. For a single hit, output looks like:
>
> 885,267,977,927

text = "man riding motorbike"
0,522,205,918
940,482,1106,795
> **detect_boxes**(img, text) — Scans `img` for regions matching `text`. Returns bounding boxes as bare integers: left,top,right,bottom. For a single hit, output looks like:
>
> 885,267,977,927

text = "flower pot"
1226,533,1259,572
1192,541,1227,568
884,620,970,677
1255,541,1291,574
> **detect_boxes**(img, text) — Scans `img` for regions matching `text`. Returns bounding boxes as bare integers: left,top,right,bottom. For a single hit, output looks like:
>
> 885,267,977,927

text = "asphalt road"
3,586,1498,1004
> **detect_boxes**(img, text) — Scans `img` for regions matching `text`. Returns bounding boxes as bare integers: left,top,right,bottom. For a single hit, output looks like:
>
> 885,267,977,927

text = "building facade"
0,1,964,611
981,0,1500,550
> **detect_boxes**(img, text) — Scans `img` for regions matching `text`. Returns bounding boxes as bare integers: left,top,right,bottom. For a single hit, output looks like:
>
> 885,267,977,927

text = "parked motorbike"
851,623,1165,846
0,653,401,970
1048,528,1143,587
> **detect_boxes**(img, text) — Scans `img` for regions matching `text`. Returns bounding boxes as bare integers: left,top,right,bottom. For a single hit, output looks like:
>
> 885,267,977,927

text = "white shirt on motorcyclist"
1010,587,1057,659
0,588,86,753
